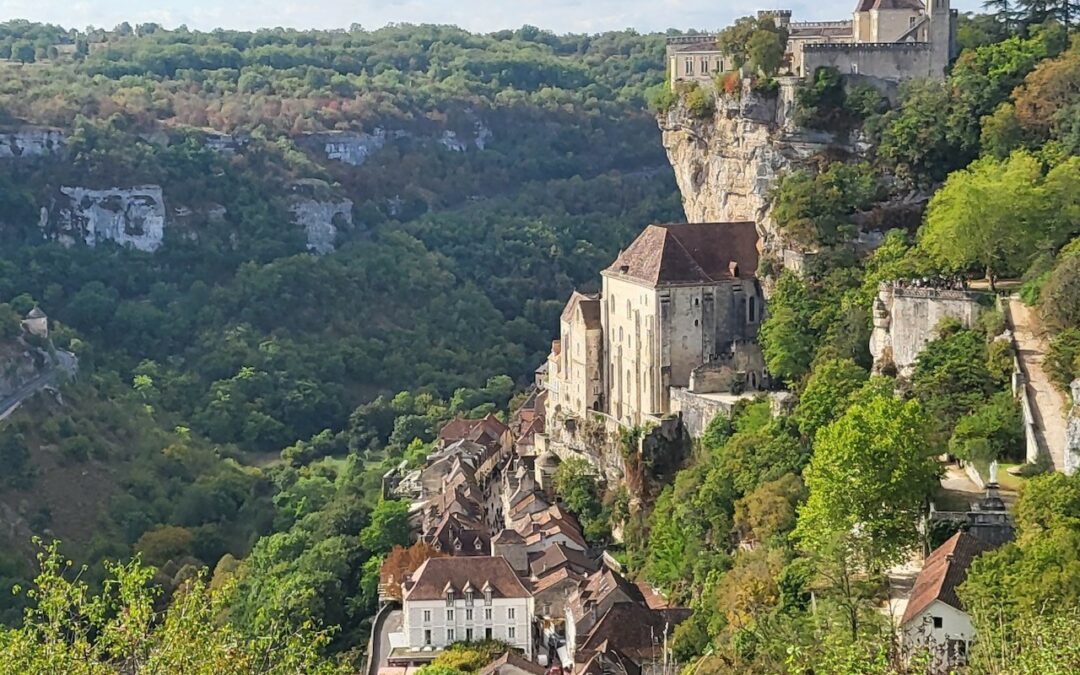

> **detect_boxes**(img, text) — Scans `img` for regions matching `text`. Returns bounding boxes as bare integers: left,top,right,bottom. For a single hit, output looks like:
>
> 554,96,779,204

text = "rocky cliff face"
289,198,353,254
658,80,858,264
1067,380,1080,475
0,127,66,159
306,118,493,167
41,186,166,252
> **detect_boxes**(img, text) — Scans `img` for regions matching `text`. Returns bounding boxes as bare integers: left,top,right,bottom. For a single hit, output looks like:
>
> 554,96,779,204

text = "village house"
400,557,535,659
901,531,991,668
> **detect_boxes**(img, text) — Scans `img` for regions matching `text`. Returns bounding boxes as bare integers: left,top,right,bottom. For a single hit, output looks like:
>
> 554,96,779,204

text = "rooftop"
404,557,531,602
901,531,992,625
603,222,759,287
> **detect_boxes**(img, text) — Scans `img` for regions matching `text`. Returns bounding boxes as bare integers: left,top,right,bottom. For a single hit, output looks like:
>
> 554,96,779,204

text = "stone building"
546,292,604,422
600,222,764,427
667,0,957,87
22,307,48,339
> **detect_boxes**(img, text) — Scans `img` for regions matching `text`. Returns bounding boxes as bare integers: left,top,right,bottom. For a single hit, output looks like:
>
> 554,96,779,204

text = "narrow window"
447,609,454,621
423,610,431,623
748,296,757,323
447,628,456,642
466,609,473,621
484,608,492,620
508,607,516,620
508,626,517,639
424,629,432,645
486,627,493,640
466,628,474,641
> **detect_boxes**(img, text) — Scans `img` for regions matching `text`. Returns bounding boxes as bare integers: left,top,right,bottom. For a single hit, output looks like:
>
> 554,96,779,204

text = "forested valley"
0,20,680,663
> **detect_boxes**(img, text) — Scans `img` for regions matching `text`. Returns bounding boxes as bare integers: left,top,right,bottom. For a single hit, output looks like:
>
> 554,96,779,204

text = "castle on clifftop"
667,0,957,87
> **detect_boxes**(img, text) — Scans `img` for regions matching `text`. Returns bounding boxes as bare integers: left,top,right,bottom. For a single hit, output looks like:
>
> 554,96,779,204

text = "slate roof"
603,223,759,287
26,306,46,319
577,603,681,665
404,557,531,601
901,531,992,625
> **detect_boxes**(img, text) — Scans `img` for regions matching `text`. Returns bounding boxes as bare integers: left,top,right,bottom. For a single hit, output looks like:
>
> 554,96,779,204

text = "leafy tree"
795,394,939,571
760,272,817,384
1046,328,1080,388
0,542,345,673
794,359,869,440
379,542,446,601
359,499,410,555
732,473,805,544
133,525,196,567
919,151,1045,285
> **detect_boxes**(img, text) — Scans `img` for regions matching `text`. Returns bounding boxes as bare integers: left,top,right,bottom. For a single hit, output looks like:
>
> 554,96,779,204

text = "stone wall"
43,186,166,252
799,42,934,81
288,198,352,254
669,388,743,439
869,282,985,376
0,127,65,159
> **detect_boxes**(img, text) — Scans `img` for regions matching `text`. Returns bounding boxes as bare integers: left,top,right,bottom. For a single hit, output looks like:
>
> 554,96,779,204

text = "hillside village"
0,3,1078,673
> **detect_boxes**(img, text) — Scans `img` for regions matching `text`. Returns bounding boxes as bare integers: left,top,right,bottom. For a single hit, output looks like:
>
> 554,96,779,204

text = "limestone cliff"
1067,380,1079,475
41,185,167,252
0,126,65,159
658,79,859,265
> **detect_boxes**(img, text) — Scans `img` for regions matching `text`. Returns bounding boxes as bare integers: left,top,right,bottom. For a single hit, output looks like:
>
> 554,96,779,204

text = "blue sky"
0,0,985,33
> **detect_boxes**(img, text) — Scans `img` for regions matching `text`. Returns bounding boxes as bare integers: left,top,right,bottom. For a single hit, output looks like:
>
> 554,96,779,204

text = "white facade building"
402,557,535,658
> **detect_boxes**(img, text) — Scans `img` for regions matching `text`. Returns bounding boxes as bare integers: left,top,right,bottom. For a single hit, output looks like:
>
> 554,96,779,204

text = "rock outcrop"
658,79,860,265
287,179,354,254
0,126,65,159
1066,380,1080,475
307,119,494,166
869,282,984,376
41,186,166,252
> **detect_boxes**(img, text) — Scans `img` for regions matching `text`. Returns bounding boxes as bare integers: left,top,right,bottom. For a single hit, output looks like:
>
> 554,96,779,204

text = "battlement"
666,35,717,46
803,41,929,51
790,20,853,29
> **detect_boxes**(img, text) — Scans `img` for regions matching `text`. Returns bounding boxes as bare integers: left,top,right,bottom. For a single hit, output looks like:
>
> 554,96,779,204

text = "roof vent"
619,264,630,273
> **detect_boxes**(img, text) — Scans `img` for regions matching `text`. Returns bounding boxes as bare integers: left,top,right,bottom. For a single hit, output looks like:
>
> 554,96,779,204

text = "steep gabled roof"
902,531,992,625
603,223,759,287
478,651,546,675
404,557,531,601
857,0,924,11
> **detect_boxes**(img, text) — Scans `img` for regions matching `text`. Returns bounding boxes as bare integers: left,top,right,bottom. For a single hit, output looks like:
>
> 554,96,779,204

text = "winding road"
0,350,77,422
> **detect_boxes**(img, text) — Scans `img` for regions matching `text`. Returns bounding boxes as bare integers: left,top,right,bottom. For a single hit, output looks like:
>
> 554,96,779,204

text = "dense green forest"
0,19,680,660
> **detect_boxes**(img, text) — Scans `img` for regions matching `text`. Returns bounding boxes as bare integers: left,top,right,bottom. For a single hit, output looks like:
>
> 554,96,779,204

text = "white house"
901,531,991,668
402,556,535,658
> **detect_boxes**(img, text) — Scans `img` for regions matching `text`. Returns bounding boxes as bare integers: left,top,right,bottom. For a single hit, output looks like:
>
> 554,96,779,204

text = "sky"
0,0,986,34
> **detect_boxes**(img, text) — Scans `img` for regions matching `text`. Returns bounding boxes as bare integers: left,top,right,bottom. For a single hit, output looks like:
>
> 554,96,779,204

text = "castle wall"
870,283,985,376
870,8,922,42
799,43,933,81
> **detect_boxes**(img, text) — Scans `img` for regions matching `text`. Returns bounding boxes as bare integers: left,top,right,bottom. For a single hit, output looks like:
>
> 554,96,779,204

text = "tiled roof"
560,291,602,329
857,0,923,11
478,651,546,675
578,603,681,665
404,557,531,601
902,531,992,625
603,223,759,287
529,543,598,578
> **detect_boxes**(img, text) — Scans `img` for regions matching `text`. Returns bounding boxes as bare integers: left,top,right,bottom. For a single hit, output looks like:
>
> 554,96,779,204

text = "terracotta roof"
635,582,672,610
478,651,546,675
530,544,598,578
404,557,531,601
492,528,526,544
578,603,681,664
529,566,584,595
902,532,992,625
438,415,508,446
603,223,759,287
856,0,923,11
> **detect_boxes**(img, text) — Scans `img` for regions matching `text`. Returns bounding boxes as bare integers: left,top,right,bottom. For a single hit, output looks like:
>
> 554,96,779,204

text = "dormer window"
466,591,474,606
446,591,454,606
484,589,492,605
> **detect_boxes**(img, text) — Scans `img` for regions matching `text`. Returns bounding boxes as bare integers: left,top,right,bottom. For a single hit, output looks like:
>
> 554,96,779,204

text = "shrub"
646,83,678,114
1039,253,1080,332
684,83,716,119
1046,328,1080,389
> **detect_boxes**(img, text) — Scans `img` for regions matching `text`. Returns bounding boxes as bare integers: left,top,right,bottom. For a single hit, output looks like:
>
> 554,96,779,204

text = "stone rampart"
870,282,985,376
800,42,933,82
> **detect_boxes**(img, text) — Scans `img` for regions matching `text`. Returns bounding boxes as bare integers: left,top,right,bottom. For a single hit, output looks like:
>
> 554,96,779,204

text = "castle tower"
926,0,955,77
22,307,48,339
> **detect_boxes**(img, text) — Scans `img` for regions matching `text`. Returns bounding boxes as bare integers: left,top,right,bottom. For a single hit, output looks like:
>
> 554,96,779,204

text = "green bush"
1039,253,1080,332
683,83,716,119
647,83,678,114
1046,329,1080,389
948,392,1023,463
